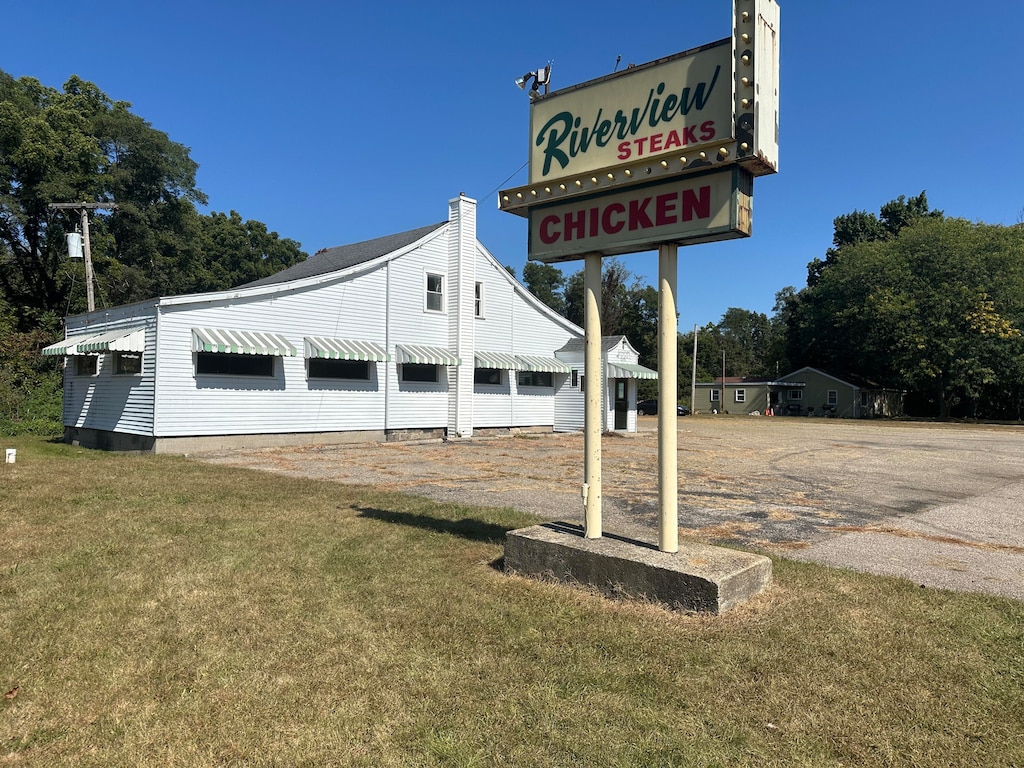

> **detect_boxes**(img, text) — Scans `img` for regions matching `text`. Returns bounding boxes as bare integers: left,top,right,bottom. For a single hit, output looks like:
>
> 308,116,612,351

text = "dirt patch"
196,416,1024,554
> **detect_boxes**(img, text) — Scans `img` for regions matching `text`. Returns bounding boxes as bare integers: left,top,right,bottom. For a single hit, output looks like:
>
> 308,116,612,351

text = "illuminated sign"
500,0,779,227
528,41,732,185
527,167,752,263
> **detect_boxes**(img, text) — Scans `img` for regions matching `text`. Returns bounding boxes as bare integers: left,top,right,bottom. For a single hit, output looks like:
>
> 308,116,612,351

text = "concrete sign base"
505,522,772,614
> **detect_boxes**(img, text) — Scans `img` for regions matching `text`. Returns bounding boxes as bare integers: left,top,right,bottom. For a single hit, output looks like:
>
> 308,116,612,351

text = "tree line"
3,69,1023,433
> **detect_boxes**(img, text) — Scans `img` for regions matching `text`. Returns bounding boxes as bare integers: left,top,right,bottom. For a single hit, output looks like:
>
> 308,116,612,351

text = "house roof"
556,335,631,354
242,222,447,288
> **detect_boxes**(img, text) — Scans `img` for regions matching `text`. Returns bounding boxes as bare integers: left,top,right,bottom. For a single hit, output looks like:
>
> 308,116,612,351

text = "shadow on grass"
355,506,514,545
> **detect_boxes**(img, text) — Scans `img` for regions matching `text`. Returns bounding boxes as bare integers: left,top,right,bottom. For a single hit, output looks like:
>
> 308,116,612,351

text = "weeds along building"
42,195,655,452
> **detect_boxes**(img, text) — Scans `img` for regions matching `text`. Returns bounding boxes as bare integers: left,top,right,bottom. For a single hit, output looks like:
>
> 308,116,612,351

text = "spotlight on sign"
514,64,552,99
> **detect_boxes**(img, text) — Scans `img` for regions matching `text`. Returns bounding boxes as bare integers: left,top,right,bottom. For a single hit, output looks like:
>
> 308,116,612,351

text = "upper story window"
425,273,444,312
475,282,484,317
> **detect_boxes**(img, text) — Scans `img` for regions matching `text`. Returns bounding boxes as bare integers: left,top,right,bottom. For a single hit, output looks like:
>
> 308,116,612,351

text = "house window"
196,352,274,377
308,358,370,380
401,363,439,383
788,389,803,400
425,273,444,312
735,388,746,403
74,355,98,376
474,282,484,317
114,352,142,375
571,370,579,388
474,368,502,385
579,374,585,391
518,371,553,388
827,390,838,405
710,389,720,402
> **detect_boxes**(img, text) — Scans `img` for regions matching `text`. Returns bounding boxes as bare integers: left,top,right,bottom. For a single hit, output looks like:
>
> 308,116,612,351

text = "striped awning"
77,328,146,353
395,344,461,366
607,362,659,380
474,351,522,370
41,334,96,356
515,355,572,374
192,328,297,356
304,336,390,362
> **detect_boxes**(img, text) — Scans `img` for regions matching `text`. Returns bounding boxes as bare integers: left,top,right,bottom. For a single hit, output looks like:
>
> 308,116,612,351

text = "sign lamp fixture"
514,64,552,99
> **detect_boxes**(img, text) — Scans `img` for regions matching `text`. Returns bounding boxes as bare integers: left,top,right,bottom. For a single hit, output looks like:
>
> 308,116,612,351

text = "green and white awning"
41,334,97,356
515,355,572,374
304,336,390,362
192,328,297,356
474,351,522,370
607,362,659,380
395,344,461,366
77,328,146,353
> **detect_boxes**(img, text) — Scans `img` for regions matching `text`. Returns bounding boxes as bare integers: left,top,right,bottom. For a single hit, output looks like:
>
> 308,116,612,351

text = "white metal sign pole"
658,243,679,553
583,252,603,538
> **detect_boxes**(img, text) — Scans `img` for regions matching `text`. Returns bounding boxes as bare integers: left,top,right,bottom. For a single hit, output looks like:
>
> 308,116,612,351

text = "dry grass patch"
1,436,1022,767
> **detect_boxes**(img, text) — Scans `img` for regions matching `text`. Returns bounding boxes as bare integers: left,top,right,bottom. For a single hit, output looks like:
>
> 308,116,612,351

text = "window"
196,352,274,377
827,390,838,405
788,388,803,400
571,370,579,388
425,273,444,312
474,368,501,385
401,363,439,383
579,374,585,391
734,388,746,403
710,389,720,402
308,358,370,380
474,282,484,317
517,371,553,388
114,352,142,375
75,355,98,376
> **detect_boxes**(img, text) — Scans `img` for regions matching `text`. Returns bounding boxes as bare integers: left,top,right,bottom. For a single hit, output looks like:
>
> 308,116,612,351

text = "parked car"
637,400,690,416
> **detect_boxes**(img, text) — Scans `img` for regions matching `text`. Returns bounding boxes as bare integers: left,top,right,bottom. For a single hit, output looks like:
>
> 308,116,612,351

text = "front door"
614,378,628,430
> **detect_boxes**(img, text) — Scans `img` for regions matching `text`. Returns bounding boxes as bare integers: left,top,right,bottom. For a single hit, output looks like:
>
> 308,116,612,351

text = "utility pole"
48,202,118,313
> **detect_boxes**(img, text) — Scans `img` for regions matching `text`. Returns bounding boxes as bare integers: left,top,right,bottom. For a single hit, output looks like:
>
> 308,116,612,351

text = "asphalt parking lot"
198,416,1024,600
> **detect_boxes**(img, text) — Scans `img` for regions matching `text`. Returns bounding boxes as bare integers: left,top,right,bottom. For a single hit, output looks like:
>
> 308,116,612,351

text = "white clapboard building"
42,196,656,452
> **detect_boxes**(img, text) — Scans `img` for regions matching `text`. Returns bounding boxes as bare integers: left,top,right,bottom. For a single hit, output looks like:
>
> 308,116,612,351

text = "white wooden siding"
154,269,390,436
64,311,157,435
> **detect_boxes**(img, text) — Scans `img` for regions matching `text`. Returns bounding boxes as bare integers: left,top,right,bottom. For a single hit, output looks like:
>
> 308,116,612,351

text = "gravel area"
195,416,1024,599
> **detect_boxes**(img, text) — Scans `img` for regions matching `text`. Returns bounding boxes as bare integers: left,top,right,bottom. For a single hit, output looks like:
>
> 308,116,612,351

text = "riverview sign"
529,167,752,263
500,0,779,262
528,40,733,185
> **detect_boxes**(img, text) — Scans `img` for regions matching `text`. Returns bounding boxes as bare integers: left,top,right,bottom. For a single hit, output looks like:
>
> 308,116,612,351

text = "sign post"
500,0,779,551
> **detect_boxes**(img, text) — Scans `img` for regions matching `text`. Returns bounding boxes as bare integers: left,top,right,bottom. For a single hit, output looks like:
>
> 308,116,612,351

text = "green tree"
0,69,306,326
522,261,565,315
789,215,1024,418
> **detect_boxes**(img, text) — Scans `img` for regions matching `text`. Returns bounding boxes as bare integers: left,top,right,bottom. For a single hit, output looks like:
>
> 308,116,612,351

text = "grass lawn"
1,436,1022,767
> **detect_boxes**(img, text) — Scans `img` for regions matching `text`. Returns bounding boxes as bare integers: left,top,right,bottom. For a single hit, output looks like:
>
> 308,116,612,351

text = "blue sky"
4,1,1021,331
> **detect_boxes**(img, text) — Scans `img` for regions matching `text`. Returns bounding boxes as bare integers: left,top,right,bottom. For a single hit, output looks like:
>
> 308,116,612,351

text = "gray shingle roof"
242,222,446,288
556,335,628,354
